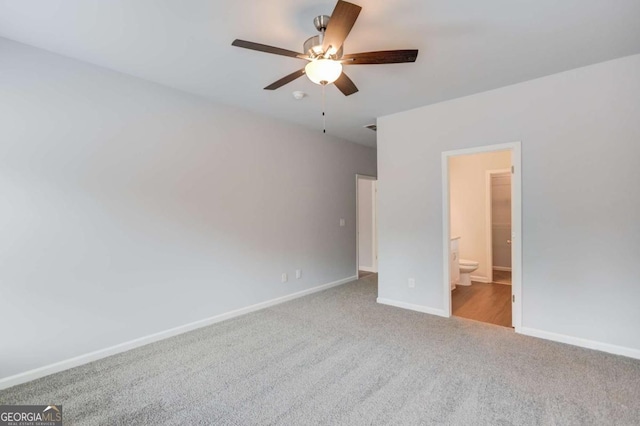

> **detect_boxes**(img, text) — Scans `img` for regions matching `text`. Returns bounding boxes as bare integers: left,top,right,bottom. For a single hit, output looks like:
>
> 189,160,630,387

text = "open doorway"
356,175,377,279
487,170,512,285
441,142,521,329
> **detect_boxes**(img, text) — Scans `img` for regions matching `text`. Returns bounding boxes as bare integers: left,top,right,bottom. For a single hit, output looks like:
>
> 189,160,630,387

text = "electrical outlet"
339,218,345,227
296,269,302,279
408,278,415,288
281,273,288,283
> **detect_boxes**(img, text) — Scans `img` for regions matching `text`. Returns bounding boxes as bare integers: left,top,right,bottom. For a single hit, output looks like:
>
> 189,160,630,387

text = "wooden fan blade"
334,72,358,96
341,50,419,64
322,1,362,55
264,69,306,90
232,39,303,59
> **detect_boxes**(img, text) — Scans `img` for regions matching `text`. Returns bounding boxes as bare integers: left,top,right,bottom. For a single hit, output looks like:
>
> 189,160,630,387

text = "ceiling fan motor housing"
303,15,345,59
304,35,343,59
303,35,323,57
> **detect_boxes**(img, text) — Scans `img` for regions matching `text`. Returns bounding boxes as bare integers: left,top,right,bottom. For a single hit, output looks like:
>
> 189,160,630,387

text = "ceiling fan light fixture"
232,0,418,97
305,59,342,85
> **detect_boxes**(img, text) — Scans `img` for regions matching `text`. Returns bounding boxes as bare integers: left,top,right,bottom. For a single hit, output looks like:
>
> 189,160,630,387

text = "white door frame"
356,174,378,277
441,142,522,328
485,169,511,283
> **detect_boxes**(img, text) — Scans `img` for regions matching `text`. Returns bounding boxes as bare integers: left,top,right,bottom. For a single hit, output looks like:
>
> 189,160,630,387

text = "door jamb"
356,174,378,278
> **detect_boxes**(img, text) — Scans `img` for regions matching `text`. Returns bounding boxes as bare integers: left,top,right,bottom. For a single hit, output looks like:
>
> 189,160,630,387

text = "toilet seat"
459,259,479,267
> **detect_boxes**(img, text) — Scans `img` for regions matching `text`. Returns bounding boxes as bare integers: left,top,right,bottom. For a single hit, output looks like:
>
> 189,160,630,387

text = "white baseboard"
358,266,377,273
493,266,512,272
470,275,490,283
0,275,357,391
517,327,640,360
376,298,447,318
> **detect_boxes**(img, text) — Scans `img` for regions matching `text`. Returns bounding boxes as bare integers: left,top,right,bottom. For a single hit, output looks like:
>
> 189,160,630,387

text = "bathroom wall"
377,53,640,355
449,151,511,281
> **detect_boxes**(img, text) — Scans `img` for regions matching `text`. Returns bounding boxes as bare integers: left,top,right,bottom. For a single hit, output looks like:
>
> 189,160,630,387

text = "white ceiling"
1,0,639,147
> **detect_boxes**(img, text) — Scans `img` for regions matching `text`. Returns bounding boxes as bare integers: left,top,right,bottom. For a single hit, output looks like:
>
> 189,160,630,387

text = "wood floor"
492,269,512,284
452,279,512,328
361,267,511,327
358,270,376,279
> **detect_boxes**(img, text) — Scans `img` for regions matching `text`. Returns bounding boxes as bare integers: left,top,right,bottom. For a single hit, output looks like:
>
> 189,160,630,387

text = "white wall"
357,178,374,271
449,151,511,280
378,54,640,354
0,38,376,380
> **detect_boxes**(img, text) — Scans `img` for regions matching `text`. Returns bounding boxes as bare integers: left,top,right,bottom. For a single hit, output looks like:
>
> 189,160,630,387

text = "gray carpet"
1,275,639,425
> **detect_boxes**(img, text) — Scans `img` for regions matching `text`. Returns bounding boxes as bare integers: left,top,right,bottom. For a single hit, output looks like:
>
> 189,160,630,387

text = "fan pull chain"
322,83,326,134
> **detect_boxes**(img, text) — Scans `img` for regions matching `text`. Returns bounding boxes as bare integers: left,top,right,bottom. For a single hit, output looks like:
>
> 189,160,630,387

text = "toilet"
458,259,479,286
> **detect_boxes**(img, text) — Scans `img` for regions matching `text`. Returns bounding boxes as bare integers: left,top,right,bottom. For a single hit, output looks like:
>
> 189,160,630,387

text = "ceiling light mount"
313,15,331,32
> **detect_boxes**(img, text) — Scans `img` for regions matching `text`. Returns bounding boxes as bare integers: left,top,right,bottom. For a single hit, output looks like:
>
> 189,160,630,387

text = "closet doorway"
487,170,512,285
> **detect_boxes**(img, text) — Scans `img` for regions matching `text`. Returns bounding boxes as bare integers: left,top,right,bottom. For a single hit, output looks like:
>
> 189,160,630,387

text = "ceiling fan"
231,0,419,96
